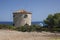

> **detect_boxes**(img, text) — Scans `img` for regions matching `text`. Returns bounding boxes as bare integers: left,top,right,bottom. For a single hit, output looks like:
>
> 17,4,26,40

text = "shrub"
15,26,27,32
52,28,60,32
41,27,48,31
29,25,42,32
0,24,15,30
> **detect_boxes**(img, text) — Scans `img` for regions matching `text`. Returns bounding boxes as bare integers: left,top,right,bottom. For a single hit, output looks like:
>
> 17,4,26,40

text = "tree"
53,13,60,28
44,13,60,32
44,14,54,31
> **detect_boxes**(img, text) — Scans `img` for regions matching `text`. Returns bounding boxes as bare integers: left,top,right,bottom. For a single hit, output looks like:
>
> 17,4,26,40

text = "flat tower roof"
13,10,32,14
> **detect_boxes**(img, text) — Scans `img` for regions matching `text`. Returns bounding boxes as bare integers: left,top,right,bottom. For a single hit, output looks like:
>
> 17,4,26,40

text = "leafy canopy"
44,13,60,28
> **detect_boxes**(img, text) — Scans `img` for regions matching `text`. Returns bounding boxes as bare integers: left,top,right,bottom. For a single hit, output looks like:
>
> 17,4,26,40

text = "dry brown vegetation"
0,30,60,40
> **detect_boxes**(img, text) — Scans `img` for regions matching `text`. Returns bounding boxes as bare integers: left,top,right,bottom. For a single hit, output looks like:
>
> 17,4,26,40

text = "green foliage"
15,24,42,32
52,28,60,32
0,24,15,30
44,13,60,32
0,24,42,32
15,26,27,32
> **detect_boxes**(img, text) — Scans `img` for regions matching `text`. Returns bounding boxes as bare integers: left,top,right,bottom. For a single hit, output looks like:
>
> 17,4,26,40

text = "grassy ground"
0,30,60,40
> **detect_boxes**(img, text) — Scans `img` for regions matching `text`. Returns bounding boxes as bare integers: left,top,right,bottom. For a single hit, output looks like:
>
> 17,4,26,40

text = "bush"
0,24,15,30
29,25,42,32
15,25,42,32
41,27,48,31
0,24,51,32
18,26,27,32
52,28,60,32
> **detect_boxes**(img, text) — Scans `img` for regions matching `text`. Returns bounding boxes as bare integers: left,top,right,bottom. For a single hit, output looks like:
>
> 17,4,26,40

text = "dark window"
24,15,28,18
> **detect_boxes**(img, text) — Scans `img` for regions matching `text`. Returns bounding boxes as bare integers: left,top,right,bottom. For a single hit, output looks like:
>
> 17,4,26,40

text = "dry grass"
0,30,60,40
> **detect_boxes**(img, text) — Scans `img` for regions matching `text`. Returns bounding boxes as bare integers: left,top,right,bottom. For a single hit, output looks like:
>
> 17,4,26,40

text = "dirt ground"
0,30,60,40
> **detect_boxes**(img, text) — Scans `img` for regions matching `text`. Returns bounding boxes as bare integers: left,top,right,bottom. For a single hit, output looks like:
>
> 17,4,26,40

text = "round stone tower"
13,10,32,27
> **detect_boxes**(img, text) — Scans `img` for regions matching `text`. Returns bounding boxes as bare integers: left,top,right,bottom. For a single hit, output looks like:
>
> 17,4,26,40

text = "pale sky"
0,0,60,22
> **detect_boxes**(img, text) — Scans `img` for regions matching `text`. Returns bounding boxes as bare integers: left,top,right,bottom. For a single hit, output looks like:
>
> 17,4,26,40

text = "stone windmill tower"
13,10,32,27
